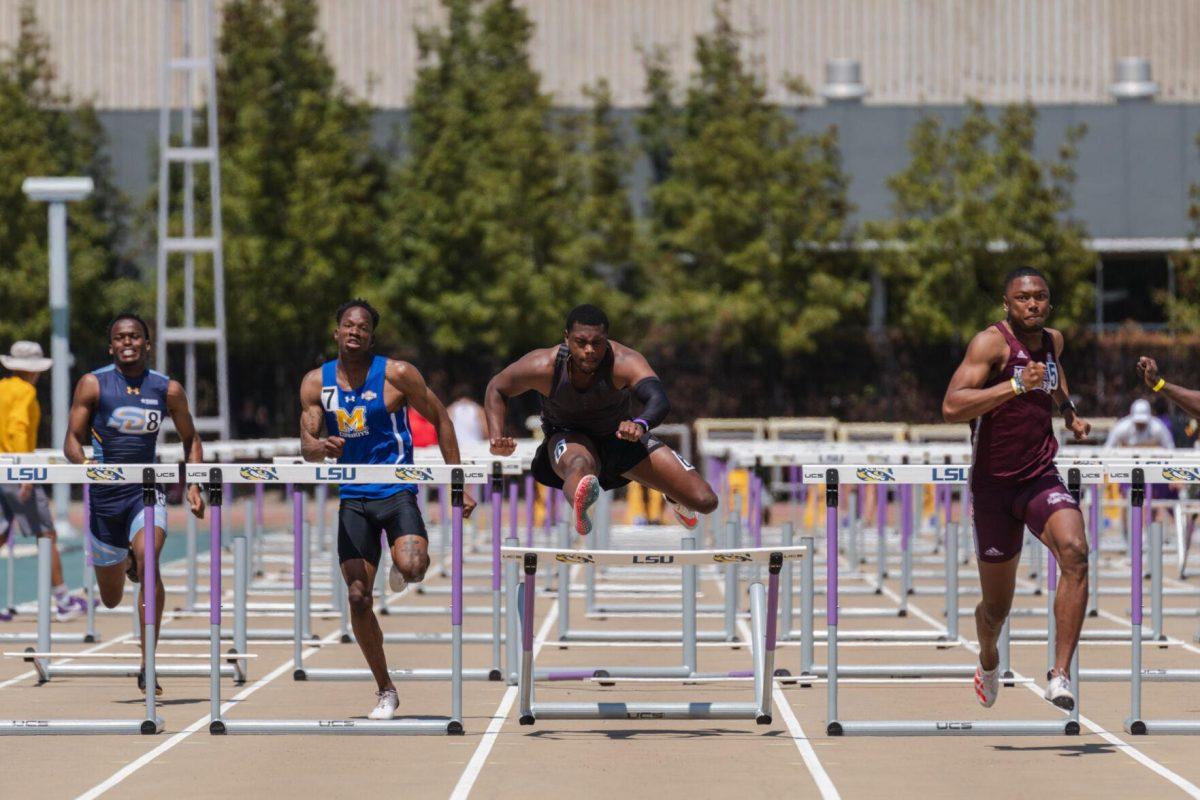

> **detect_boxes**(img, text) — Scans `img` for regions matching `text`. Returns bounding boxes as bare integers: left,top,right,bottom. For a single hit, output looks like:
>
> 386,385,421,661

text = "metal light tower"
21,176,94,527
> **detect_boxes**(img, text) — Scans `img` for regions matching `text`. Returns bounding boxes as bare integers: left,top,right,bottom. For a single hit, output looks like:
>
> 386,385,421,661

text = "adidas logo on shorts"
984,547,1003,557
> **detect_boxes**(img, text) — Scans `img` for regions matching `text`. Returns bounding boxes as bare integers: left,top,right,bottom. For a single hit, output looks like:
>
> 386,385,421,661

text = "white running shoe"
974,664,999,708
369,688,399,720
388,563,408,594
668,498,699,530
1044,670,1075,711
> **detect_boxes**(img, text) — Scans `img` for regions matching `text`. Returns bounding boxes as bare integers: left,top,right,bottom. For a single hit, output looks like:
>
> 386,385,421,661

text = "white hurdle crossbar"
197,463,487,734
0,464,175,735
505,544,807,724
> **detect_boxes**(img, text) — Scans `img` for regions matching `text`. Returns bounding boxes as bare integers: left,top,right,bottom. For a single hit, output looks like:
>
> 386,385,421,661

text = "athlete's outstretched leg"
975,553,1020,671
390,534,429,584
342,557,392,692
1040,507,1089,676
130,526,167,670
621,446,718,515
94,563,127,609
547,433,602,535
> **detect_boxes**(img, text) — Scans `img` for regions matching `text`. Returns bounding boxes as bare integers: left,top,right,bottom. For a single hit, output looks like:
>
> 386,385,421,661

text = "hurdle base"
827,719,1079,736
801,664,975,679
1080,669,1200,682
527,702,762,721
159,628,294,641
296,667,498,682
212,717,458,734
536,665,693,681
0,718,162,735
558,630,730,643
0,632,98,644
1126,719,1200,735
43,663,239,679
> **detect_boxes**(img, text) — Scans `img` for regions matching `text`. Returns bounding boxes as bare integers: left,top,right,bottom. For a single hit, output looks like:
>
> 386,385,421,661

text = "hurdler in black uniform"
484,304,717,536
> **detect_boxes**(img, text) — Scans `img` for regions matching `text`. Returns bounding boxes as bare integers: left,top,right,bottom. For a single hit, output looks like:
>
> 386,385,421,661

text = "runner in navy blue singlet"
299,299,476,720
484,304,717,538
64,313,205,696
942,268,1091,712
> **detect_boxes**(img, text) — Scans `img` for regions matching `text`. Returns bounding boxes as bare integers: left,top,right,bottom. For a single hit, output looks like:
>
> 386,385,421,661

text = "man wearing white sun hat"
0,341,85,621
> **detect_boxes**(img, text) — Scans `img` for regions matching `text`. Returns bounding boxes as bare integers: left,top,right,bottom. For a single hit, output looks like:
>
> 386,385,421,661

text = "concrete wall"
100,102,1200,240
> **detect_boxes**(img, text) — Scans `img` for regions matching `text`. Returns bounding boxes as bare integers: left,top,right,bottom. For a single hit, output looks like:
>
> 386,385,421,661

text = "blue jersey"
321,356,415,500
89,365,169,512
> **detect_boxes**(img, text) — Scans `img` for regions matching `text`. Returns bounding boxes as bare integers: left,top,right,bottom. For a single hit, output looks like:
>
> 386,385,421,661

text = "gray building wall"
99,102,1200,241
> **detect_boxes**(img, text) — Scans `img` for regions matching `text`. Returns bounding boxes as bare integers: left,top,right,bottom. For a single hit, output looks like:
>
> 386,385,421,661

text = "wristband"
1153,378,1166,393
1060,400,1076,416
1010,377,1025,396
632,417,650,432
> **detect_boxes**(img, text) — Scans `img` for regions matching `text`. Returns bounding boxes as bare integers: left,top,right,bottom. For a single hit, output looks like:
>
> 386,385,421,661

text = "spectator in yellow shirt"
0,341,84,620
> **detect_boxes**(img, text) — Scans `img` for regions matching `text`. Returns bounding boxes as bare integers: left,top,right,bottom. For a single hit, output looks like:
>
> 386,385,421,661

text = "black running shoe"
125,556,139,584
138,669,163,697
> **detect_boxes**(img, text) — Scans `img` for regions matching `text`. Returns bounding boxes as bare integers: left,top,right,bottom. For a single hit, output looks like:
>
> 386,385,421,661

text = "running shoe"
1044,670,1075,711
388,563,408,594
55,600,82,623
125,556,139,584
974,663,999,708
0,609,11,622
573,474,600,536
667,497,699,530
137,669,163,697
369,688,399,720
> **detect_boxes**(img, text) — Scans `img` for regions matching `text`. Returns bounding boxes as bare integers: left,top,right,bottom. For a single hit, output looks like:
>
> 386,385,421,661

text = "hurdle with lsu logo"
501,543,808,725
185,463,489,735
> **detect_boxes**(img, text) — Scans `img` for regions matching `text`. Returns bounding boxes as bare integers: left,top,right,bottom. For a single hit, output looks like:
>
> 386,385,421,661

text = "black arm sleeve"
632,377,670,430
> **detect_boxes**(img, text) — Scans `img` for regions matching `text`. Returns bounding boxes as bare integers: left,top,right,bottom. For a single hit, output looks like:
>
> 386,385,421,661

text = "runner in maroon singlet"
942,267,1091,711
485,305,717,536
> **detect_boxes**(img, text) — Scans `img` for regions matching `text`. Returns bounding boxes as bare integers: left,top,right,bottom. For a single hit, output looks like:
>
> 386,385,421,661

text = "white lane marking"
878,584,1200,798
728,580,839,800
449,574,564,800
76,630,341,800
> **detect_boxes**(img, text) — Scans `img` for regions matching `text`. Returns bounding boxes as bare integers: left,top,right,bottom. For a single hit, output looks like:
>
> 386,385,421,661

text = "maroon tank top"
970,322,1059,486
540,344,632,438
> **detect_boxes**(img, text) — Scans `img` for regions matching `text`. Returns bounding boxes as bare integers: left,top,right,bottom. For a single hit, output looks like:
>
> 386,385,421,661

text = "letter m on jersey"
335,406,368,438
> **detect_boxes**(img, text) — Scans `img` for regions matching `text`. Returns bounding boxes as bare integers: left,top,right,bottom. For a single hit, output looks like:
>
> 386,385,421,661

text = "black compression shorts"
337,491,427,565
531,428,666,492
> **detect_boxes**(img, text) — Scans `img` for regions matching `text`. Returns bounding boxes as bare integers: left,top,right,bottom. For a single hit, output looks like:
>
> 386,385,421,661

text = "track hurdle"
297,462,510,683
202,463,485,734
1112,465,1200,734
506,542,806,724
810,465,1084,736
0,464,174,735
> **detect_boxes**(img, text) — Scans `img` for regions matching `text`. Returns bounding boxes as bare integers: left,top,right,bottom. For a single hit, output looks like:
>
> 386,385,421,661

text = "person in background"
1104,398,1174,451
446,384,487,449
0,341,85,622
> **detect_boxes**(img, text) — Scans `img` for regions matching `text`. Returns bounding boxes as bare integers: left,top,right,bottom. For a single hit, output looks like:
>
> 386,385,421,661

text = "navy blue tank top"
89,365,170,511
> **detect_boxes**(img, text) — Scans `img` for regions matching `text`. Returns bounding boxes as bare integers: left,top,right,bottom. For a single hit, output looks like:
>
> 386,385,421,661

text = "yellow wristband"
1153,378,1166,393
1010,376,1023,395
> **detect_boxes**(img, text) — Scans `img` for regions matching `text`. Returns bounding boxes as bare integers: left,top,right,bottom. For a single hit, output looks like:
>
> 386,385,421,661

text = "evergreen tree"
215,0,385,413
867,102,1092,343
0,4,140,370
637,6,864,355
378,0,613,362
